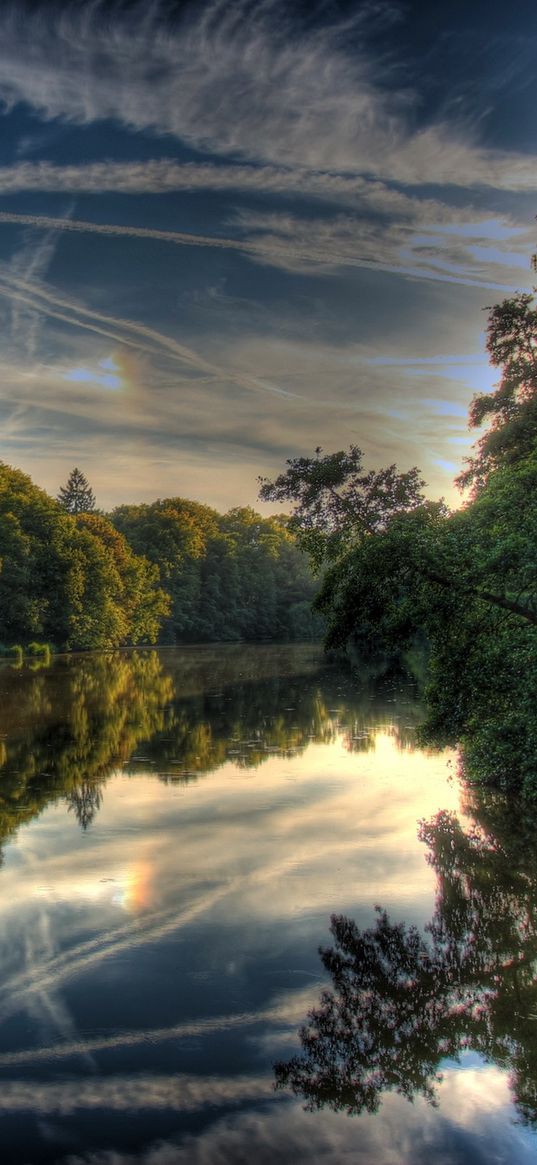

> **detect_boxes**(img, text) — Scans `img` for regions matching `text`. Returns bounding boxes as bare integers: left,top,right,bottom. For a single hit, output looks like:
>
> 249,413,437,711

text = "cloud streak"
0,1071,273,1114
0,210,529,291
0,987,315,1068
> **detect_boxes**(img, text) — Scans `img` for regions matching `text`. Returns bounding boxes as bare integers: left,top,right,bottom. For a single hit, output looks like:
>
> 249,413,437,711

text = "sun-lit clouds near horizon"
0,0,534,511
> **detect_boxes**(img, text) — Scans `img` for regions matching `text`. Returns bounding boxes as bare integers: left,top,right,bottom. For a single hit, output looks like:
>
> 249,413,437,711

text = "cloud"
0,208,531,292
0,1,535,194
3,215,66,356
230,209,531,288
0,253,494,516
0,166,530,285
0,1071,272,1115
0,880,238,1025
0,160,526,222
0,264,308,402
56,1067,535,1165
0,735,461,1029
0,210,256,256
0,986,316,1069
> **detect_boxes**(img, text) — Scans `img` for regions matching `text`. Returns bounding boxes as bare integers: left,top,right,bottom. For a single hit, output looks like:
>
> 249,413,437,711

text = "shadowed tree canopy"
258,447,426,570
57,467,96,514
111,498,321,643
457,289,537,493
258,264,537,803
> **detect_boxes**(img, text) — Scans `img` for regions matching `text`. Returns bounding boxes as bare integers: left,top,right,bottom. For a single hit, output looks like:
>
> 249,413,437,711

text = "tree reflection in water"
275,793,537,1126
0,647,419,847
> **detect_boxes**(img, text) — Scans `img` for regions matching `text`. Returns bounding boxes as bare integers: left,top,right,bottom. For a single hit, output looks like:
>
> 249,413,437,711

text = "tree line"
0,465,322,653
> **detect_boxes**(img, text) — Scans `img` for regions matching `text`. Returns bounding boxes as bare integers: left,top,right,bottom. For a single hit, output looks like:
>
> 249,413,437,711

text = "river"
0,644,535,1164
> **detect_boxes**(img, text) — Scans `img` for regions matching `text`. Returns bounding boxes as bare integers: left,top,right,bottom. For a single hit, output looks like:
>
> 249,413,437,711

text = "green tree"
0,463,169,651
76,512,169,646
259,447,426,570
457,289,537,493
111,498,219,641
112,499,321,644
57,467,96,514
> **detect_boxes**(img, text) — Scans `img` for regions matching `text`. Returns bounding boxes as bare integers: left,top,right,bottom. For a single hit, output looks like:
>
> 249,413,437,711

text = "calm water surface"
0,645,535,1164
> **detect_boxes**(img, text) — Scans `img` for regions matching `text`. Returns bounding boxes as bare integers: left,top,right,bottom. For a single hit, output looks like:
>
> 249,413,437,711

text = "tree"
457,290,537,493
0,462,169,650
57,467,96,514
111,498,220,641
76,512,169,646
112,499,321,644
258,447,426,570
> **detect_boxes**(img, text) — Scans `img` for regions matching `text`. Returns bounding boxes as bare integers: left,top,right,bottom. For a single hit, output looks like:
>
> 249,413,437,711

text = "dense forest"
0,465,321,652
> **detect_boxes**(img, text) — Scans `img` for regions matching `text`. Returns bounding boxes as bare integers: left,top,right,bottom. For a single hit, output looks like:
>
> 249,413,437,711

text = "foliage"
26,642,51,663
111,499,322,644
75,512,170,647
57,466,96,514
260,273,537,794
0,462,168,651
315,501,449,657
259,446,426,570
458,291,537,493
0,463,320,653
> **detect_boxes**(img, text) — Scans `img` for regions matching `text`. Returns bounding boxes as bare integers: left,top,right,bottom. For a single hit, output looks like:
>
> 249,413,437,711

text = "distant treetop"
57,467,96,514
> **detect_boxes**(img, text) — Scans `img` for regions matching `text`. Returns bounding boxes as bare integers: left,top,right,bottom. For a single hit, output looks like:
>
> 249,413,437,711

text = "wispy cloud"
0,264,308,401
4,217,64,356
57,1067,528,1165
0,208,530,291
0,210,256,255
0,2,535,194
0,985,315,1068
0,160,528,218
230,209,530,289
0,1070,272,1114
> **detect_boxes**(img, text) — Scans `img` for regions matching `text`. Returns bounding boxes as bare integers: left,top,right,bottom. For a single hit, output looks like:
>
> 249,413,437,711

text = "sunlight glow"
113,861,153,913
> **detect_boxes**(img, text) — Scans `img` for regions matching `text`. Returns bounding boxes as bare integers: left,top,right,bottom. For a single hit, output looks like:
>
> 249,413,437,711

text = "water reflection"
275,785,537,1127
0,645,534,1163
0,645,420,848
0,651,173,841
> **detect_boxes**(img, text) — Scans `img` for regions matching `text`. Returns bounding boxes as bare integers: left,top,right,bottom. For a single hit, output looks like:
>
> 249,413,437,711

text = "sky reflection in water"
0,645,534,1164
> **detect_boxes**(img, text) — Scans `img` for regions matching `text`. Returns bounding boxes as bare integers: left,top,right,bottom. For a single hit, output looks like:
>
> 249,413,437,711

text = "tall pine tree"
57,467,96,514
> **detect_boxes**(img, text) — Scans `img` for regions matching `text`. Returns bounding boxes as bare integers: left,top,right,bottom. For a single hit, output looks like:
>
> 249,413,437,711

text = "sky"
0,0,535,512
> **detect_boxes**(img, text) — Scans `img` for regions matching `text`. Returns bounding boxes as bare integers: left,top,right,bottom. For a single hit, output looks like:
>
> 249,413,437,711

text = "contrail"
0,885,233,1025
0,989,317,1067
0,838,327,1025
0,210,261,257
